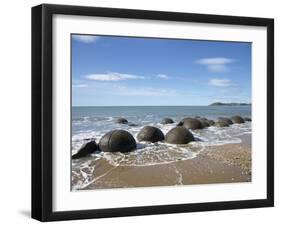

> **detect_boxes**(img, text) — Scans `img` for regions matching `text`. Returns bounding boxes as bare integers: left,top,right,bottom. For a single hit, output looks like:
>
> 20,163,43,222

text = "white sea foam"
174,166,184,185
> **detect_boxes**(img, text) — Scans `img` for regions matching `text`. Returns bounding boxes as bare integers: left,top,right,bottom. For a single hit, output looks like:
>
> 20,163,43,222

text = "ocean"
72,106,251,189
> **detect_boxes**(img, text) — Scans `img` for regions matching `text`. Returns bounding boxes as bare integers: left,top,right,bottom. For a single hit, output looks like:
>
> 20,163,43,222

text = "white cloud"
208,78,232,87
156,74,169,79
196,57,234,65
72,84,88,88
196,57,234,72
72,35,99,43
114,85,180,97
85,72,145,81
87,83,183,97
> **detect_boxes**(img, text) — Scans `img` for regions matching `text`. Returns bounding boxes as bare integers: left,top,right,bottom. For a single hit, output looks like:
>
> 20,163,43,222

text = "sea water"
72,106,251,189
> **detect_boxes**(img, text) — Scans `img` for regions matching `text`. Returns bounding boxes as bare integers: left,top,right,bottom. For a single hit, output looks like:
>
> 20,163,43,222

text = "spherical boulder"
137,126,164,143
200,120,210,128
181,118,202,130
217,117,233,125
231,115,245,124
214,121,229,127
161,118,174,124
115,117,128,124
244,117,252,122
72,141,98,159
99,130,136,153
165,126,195,144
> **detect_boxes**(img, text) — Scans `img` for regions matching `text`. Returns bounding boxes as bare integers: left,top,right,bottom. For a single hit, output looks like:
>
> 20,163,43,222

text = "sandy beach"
79,134,251,190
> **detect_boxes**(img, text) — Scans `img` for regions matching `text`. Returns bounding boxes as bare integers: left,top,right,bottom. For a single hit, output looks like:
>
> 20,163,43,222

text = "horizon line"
72,104,251,107
73,105,208,107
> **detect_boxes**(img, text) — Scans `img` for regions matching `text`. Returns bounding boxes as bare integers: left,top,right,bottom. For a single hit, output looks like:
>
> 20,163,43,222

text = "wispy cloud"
86,82,184,97
196,57,234,72
72,80,88,88
72,84,88,88
72,35,99,43
85,72,145,81
113,85,181,97
208,78,233,87
156,74,169,79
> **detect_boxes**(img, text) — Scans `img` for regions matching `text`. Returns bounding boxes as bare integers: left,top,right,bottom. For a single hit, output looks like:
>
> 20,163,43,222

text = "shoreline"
79,133,251,190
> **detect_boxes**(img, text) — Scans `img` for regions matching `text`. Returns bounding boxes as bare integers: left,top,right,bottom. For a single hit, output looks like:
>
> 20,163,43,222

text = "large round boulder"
181,118,202,130
200,120,210,128
165,126,195,144
115,117,128,124
99,130,136,153
199,118,210,127
231,115,245,124
72,141,98,159
244,117,252,122
217,117,233,125
161,118,174,124
214,121,229,127
137,126,164,143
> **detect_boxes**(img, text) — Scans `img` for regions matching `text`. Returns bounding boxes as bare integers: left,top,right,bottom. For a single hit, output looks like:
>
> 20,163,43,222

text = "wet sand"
82,134,251,190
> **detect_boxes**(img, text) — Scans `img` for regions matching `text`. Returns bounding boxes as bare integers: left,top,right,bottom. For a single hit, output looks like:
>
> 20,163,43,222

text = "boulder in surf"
137,126,165,143
99,130,136,153
165,126,195,144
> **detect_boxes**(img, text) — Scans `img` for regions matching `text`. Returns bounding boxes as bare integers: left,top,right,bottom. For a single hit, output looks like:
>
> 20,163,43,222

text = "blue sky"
72,34,251,106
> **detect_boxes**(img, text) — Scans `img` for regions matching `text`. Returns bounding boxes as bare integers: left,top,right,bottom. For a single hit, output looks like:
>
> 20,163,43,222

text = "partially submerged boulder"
217,117,233,125
200,120,210,128
181,118,202,130
161,118,174,124
99,130,136,153
137,126,164,143
115,117,128,124
244,117,252,122
165,126,195,144
208,120,215,126
231,115,245,124
214,121,229,127
176,121,183,126
72,141,98,159
199,118,211,128
128,123,138,127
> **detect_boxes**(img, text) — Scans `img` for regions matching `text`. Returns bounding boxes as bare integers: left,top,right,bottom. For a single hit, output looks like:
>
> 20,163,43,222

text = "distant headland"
209,102,251,106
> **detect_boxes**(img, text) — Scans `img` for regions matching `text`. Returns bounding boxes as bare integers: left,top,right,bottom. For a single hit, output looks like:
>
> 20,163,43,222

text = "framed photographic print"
32,4,274,221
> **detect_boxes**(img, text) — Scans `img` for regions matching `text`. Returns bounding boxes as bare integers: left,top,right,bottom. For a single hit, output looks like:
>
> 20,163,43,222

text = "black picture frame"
32,3,274,222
